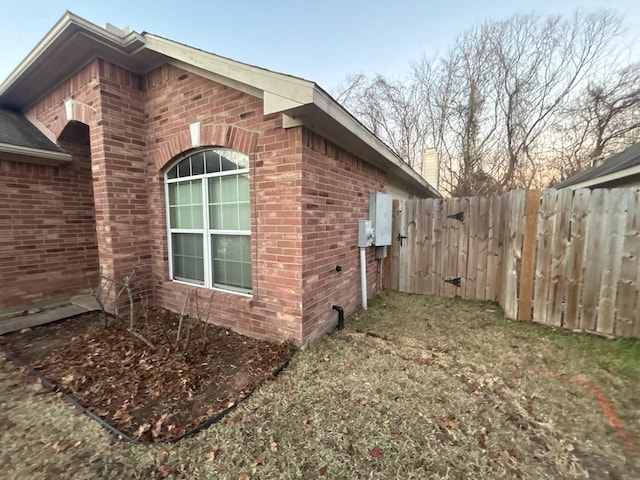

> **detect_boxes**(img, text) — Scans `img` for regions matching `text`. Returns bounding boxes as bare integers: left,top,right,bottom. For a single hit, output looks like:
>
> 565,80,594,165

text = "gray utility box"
358,219,374,248
369,192,393,246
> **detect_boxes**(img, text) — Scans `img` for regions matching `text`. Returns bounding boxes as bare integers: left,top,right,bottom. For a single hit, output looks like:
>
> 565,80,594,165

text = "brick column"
88,60,152,312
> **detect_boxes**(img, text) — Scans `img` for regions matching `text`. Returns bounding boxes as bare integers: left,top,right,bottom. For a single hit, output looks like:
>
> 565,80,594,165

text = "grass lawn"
1,290,639,479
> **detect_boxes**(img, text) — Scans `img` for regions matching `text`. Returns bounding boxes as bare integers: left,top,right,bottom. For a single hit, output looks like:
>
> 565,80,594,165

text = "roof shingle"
556,142,640,188
0,108,65,153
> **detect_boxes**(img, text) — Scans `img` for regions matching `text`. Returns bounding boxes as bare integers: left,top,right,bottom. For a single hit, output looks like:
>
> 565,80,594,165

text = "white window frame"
164,148,252,295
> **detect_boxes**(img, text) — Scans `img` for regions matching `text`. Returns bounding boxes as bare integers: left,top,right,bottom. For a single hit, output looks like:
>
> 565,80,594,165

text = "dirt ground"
0,308,292,442
1,290,639,479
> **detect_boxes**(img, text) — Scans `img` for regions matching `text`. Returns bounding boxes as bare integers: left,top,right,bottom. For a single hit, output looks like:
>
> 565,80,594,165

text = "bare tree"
336,10,637,196
551,62,640,181
335,74,429,170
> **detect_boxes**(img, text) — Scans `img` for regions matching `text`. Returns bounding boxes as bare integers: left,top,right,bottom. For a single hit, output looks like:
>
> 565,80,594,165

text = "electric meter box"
369,192,393,246
358,220,374,247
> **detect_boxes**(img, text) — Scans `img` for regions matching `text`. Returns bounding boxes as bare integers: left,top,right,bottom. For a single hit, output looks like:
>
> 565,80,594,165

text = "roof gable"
0,11,439,197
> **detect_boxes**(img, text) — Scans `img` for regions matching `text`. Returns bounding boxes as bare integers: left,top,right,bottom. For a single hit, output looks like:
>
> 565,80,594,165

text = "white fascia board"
169,61,263,99
566,164,640,190
143,34,315,113
0,143,72,164
312,87,439,197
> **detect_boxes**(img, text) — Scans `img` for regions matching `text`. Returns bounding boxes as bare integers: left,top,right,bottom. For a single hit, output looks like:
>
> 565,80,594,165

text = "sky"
1,1,639,94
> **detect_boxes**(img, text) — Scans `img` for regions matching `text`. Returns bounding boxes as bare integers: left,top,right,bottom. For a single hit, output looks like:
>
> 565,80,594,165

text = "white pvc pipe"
360,247,368,310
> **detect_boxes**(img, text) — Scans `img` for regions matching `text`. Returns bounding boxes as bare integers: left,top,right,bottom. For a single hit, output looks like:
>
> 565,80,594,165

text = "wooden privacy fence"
382,188,640,338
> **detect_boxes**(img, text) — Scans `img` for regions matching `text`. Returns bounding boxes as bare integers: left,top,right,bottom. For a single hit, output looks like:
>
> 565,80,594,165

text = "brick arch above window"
153,123,259,172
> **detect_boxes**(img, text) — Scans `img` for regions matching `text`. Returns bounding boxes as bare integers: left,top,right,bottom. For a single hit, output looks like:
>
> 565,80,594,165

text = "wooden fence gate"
382,188,640,339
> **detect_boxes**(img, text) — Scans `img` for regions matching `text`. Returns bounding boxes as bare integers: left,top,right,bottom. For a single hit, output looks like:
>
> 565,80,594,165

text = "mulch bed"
0,308,293,442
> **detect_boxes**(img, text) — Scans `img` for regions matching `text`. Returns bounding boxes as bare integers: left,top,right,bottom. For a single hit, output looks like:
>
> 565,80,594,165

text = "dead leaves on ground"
1,308,292,442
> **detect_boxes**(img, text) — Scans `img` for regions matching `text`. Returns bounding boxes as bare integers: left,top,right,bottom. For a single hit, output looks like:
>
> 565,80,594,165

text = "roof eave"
1,13,438,197
0,12,154,110
0,143,72,165
564,164,640,189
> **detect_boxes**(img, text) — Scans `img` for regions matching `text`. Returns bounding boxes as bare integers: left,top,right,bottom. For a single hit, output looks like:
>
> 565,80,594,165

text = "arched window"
165,148,251,294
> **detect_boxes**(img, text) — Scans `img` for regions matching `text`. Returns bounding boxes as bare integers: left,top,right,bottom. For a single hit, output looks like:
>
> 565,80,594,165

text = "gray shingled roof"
0,107,66,153
556,142,640,188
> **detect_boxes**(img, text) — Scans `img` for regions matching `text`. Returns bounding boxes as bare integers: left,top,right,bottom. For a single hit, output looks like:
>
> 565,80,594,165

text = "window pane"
209,204,222,230
220,176,238,202
221,204,239,230
211,234,251,290
220,150,249,170
192,205,203,229
238,174,249,201
226,262,242,287
169,206,178,228
171,233,204,283
213,259,226,285
168,183,177,205
238,203,250,230
191,152,205,175
177,182,191,204
167,165,177,179
208,177,221,204
205,150,221,173
178,158,190,177
169,181,203,229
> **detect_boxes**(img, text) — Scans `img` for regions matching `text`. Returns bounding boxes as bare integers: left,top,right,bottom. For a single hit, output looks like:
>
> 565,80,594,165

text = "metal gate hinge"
397,233,407,246
444,277,461,287
447,211,464,222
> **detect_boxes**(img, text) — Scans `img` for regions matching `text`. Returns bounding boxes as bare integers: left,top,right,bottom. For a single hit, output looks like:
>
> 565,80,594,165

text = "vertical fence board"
475,197,490,300
450,198,459,297
503,191,525,319
422,199,435,295
597,189,627,335
533,189,557,325
415,199,425,294
580,189,608,331
385,200,401,291
406,199,418,293
385,189,640,338
546,189,573,326
432,199,444,296
465,197,479,299
615,188,640,337
564,189,590,330
398,200,409,293
518,190,541,320
485,195,500,301
458,197,471,297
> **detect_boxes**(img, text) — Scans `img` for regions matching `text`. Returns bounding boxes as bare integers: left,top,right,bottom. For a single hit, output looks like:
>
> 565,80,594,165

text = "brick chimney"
422,148,440,192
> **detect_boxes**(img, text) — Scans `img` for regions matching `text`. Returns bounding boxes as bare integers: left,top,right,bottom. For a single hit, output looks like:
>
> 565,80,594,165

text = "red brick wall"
27,59,152,314
0,141,99,309
11,58,397,343
144,65,304,342
301,129,388,340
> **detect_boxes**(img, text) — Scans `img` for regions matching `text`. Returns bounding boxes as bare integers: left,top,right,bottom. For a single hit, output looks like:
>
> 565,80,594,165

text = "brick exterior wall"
8,58,399,343
144,64,303,342
301,129,387,340
0,140,99,309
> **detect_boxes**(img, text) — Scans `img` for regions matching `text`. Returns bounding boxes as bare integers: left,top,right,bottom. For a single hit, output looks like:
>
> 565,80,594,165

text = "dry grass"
1,290,639,479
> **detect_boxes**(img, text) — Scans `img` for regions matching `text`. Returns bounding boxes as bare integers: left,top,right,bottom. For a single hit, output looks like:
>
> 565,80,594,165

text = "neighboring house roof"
0,107,71,164
555,142,640,189
0,11,439,197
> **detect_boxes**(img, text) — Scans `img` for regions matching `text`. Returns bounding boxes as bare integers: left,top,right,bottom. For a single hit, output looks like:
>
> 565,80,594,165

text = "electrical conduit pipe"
360,247,368,310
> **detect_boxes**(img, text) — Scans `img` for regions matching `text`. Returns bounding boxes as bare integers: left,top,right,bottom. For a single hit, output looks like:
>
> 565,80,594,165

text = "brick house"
0,12,438,344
